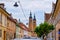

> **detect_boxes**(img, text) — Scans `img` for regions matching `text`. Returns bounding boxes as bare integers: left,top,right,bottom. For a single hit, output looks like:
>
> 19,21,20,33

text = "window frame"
0,12,2,24
0,30,2,37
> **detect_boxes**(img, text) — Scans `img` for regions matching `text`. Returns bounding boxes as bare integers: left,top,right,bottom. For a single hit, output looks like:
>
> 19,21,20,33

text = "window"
0,13,2,24
2,14,7,26
7,22,9,27
7,19,10,27
0,30,2,37
4,17,7,26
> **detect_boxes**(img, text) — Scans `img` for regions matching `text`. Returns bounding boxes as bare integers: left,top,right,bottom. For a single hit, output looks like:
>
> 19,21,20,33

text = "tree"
34,22,54,39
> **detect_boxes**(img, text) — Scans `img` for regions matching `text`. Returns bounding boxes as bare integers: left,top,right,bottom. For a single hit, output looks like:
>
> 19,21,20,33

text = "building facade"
45,0,60,40
16,26,24,39
45,13,51,22
52,0,60,40
0,3,33,40
0,3,16,40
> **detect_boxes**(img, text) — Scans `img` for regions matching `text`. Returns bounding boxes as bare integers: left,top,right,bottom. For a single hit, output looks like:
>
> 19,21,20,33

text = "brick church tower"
28,12,36,37
32,14,37,37
33,14,36,31
29,12,33,31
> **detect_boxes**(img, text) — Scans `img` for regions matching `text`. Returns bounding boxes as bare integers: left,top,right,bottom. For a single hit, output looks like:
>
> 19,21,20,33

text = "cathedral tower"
29,12,33,31
32,14,37,37
28,12,37,37
28,12,33,36
33,14,36,31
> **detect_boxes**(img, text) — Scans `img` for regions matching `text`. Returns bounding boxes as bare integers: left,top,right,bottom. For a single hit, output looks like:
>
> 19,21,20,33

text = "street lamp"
13,1,28,21
14,2,18,7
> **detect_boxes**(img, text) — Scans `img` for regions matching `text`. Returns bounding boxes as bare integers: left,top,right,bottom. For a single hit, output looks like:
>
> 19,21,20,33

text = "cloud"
0,0,56,25
18,0,54,12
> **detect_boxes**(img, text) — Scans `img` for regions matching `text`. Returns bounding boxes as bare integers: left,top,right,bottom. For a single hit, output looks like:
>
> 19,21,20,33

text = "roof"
0,6,16,23
7,16,17,23
19,23,28,30
17,22,31,32
0,3,4,6
0,7,10,15
52,0,58,17
45,13,51,21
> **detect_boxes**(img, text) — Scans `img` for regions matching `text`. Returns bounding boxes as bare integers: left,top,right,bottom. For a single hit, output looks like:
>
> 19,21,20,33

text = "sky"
0,0,56,26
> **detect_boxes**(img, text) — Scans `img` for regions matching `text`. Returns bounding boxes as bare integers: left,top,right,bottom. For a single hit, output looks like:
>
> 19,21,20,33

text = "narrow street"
0,0,58,40
14,37,41,40
14,38,41,40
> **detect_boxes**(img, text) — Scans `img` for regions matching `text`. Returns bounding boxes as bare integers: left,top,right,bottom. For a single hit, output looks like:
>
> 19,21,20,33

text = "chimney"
0,3,5,9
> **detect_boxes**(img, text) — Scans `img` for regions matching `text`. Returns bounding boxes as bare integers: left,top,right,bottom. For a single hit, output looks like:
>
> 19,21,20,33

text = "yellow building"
20,28,24,38
16,20,27,38
16,21,24,38
0,3,16,40
51,0,60,40
45,0,60,40
16,23,21,38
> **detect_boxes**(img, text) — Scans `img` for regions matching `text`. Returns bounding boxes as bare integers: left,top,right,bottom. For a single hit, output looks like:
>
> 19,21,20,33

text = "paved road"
14,38,41,40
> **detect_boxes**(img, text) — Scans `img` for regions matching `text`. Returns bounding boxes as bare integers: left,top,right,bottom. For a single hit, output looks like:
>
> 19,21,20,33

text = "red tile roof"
18,22,32,32
45,13,51,21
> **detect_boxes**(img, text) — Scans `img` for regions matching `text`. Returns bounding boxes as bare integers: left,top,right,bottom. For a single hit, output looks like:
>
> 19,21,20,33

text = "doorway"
4,31,6,40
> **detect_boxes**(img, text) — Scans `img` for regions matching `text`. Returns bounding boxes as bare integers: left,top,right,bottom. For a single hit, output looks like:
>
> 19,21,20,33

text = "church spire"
19,19,21,23
33,14,36,20
29,11,32,18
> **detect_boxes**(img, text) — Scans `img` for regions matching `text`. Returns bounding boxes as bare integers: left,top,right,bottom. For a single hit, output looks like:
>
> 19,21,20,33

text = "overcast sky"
0,0,56,26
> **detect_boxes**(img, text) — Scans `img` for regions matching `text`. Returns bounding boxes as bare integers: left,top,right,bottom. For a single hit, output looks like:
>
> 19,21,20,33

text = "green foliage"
34,22,54,37
16,23,20,28
34,26,43,37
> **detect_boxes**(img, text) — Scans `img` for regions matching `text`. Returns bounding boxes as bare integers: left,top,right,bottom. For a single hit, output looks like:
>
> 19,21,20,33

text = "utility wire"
18,1,28,21
2,0,28,21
